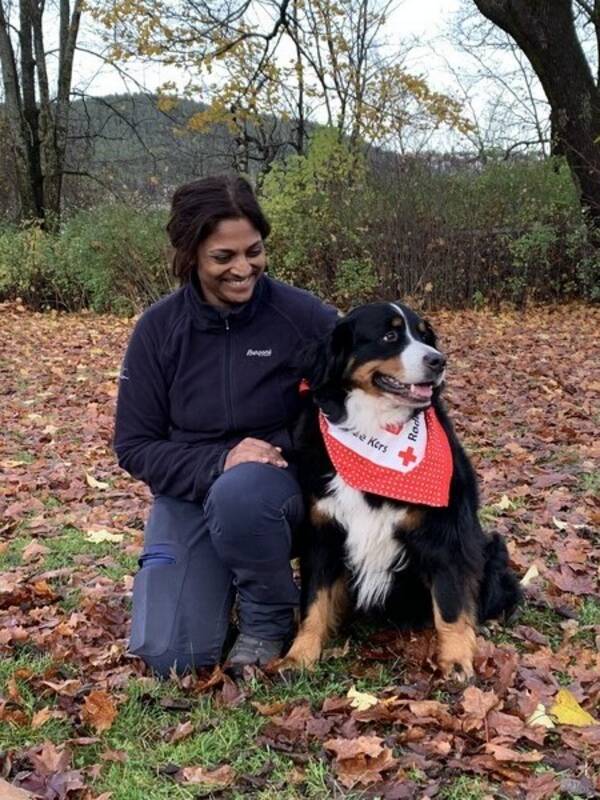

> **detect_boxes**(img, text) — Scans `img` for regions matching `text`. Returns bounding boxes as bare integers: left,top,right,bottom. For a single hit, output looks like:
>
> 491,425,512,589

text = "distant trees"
0,0,83,230
471,0,600,223
95,0,470,174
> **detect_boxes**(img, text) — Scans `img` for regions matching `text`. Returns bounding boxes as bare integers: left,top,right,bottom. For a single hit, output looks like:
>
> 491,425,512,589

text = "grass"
0,526,138,579
439,776,491,800
578,469,600,494
0,657,368,799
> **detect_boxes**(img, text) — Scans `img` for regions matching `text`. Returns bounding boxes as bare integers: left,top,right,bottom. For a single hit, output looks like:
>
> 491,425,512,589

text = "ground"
0,301,598,800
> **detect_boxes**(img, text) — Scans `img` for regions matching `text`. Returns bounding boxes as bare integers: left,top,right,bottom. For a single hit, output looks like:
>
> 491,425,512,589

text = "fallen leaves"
324,735,397,788
346,685,379,711
81,691,118,733
549,688,598,727
0,304,599,798
177,764,235,787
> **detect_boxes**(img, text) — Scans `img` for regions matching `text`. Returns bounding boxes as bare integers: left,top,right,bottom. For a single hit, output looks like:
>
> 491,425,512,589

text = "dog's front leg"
432,571,478,681
280,516,348,671
281,576,348,670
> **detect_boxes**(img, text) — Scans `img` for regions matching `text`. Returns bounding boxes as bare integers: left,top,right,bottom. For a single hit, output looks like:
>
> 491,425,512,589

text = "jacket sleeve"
113,315,227,501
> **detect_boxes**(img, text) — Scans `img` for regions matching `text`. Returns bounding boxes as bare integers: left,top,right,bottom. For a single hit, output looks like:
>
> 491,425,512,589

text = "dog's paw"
438,654,475,684
277,638,322,672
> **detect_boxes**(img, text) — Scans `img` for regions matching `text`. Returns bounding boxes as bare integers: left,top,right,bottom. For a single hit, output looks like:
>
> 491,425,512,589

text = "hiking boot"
225,633,285,679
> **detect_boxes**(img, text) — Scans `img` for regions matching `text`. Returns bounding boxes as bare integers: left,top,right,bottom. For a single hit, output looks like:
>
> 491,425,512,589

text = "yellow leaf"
85,529,123,544
526,703,555,729
495,494,512,511
549,689,597,727
520,564,539,588
86,473,110,490
347,686,378,711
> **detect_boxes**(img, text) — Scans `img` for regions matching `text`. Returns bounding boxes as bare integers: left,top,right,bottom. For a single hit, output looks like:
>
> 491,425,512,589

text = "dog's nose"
423,352,446,372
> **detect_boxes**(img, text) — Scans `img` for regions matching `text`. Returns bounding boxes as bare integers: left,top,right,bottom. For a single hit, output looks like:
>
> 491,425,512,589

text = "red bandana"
319,407,453,507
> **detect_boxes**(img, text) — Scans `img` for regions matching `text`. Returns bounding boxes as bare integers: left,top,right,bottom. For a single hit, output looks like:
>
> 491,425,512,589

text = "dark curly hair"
166,174,271,284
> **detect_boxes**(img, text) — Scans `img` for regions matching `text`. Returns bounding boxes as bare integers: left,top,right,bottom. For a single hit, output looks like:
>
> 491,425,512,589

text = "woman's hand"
224,438,288,471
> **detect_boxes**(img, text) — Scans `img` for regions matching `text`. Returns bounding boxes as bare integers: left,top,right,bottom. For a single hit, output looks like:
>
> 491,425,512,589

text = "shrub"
261,128,378,306
0,205,174,313
56,204,174,313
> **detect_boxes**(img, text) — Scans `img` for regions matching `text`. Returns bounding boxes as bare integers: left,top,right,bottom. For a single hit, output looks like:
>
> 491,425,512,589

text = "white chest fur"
314,473,409,609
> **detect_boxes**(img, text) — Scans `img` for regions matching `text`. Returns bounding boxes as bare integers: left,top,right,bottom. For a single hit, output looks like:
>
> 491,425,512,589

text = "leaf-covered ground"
0,301,598,800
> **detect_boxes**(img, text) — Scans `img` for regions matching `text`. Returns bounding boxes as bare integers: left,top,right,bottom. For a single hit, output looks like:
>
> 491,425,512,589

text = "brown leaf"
100,749,127,763
0,778,34,799
168,721,195,743
28,741,71,774
485,741,543,763
81,691,118,733
178,765,235,786
251,700,287,716
462,686,500,731
30,706,53,729
21,540,49,563
524,772,560,800
324,735,397,789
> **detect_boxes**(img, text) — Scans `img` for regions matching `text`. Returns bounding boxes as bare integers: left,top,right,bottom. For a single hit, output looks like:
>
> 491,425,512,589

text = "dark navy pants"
129,463,304,677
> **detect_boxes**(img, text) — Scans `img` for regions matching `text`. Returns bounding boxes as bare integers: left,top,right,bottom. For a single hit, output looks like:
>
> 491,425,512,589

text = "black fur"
292,302,521,651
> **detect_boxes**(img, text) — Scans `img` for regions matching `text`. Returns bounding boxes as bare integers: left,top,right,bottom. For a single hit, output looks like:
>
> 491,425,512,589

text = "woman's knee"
205,463,303,535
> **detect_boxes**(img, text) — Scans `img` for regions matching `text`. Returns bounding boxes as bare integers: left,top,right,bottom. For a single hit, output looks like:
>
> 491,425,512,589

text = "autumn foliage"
0,301,599,798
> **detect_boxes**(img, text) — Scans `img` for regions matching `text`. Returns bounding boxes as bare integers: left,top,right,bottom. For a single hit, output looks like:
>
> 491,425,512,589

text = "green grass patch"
578,470,600,494
0,526,137,580
439,775,491,800
579,598,600,626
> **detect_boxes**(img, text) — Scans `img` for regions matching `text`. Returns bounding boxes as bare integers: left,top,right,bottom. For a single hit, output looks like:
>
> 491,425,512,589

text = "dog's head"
306,302,446,425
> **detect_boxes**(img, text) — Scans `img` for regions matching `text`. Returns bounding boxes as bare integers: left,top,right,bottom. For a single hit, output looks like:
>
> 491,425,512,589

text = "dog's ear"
302,319,353,422
422,318,438,349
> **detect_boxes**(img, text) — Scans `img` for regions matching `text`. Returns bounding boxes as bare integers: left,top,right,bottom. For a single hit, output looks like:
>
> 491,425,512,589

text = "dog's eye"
381,330,399,343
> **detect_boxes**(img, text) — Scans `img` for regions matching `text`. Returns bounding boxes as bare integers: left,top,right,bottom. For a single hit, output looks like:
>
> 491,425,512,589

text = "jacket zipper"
224,317,235,429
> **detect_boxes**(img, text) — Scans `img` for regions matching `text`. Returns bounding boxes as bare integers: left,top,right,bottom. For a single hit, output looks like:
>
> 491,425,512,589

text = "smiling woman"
196,218,267,307
113,174,337,678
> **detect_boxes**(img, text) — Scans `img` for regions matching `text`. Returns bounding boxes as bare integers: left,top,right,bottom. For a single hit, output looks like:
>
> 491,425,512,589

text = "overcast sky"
72,0,464,99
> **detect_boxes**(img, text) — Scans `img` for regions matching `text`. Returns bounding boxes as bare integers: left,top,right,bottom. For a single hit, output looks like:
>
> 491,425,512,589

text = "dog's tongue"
410,383,433,399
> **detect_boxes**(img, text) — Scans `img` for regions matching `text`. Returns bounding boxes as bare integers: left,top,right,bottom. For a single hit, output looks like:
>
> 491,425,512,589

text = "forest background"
1,0,600,313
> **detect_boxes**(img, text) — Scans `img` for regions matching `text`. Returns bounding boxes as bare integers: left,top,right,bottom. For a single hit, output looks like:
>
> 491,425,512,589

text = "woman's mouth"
223,274,255,289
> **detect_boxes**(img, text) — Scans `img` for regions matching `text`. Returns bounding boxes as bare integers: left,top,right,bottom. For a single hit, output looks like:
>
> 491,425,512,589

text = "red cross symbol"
398,446,417,466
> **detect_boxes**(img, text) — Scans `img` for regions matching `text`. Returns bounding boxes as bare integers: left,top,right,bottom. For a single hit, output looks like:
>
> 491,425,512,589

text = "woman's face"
196,217,266,308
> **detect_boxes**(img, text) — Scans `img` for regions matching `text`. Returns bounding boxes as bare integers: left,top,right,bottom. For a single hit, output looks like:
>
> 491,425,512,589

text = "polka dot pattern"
319,407,453,507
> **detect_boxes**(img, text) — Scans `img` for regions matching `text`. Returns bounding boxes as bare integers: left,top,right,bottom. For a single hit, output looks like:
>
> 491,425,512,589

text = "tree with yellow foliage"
93,0,470,173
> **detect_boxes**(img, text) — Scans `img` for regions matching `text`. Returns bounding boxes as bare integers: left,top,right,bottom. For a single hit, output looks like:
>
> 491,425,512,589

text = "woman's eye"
382,330,398,343
214,255,231,264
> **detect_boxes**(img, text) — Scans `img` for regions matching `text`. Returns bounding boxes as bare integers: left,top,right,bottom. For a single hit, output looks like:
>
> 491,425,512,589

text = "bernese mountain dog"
282,301,521,680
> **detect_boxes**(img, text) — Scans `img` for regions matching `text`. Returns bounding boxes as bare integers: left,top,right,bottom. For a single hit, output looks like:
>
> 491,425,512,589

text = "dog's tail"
477,533,522,624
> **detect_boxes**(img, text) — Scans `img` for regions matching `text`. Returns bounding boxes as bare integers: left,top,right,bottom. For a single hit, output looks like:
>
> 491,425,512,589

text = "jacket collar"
184,273,268,331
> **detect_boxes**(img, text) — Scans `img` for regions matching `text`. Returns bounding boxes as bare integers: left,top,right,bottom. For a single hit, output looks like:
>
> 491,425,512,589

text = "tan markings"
397,506,425,532
433,599,477,680
391,317,404,327
309,503,333,527
351,356,408,396
417,321,427,333
280,577,348,670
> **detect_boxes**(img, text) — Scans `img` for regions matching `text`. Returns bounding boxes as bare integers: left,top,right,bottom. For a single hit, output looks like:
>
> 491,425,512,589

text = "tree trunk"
0,0,82,229
0,1,41,220
473,0,600,224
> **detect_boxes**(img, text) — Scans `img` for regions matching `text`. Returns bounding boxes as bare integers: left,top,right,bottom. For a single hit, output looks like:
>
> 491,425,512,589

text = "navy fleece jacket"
113,275,337,501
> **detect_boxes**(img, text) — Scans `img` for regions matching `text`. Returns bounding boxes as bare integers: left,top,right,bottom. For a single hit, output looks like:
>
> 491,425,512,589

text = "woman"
114,175,337,677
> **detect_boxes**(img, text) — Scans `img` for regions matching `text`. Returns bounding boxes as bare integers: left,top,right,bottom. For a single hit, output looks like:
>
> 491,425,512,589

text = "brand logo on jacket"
246,348,272,357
